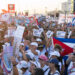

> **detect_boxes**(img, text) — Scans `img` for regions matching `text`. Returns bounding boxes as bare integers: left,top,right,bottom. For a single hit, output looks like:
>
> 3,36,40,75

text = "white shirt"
40,48,46,55
42,65,49,71
68,61,75,75
23,70,31,75
35,50,40,61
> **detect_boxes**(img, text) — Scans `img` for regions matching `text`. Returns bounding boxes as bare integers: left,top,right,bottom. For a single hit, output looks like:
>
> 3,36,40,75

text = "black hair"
34,68,44,75
0,43,4,53
54,44,62,52
55,64,60,72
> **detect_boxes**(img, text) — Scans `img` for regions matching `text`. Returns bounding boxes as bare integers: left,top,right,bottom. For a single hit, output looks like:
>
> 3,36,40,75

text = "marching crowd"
0,14,75,75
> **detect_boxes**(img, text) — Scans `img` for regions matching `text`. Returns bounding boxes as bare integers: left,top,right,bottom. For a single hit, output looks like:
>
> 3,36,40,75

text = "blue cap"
49,58,59,65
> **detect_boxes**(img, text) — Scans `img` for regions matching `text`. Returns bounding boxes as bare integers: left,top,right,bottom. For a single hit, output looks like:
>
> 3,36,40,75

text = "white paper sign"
33,29,41,37
68,31,72,38
8,27,16,37
13,26,25,56
14,26,25,38
1,13,10,22
39,28,44,33
46,30,53,38
56,31,66,38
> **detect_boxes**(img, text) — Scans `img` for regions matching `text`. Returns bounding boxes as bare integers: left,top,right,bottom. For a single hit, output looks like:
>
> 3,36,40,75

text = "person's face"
20,46,24,50
21,68,27,74
30,64,36,73
39,59,45,67
4,38,9,42
51,55,58,59
30,45,37,50
24,40,30,46
49,63,55,68
72,55,75,62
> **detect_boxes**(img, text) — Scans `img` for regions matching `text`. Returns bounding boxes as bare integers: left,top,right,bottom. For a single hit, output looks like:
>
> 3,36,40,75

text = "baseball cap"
36,38,42,42
39,55,48,61
4,35,9,38
17,60,28,69
30,42,38,47
49,58,59,65
50,51,60,57
20,43,24,46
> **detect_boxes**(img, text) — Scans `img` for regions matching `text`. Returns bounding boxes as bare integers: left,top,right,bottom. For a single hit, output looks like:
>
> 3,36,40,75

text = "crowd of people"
0,14,75,75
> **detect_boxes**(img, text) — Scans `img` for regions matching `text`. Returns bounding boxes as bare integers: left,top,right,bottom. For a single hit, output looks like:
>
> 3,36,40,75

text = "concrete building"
62,0,74,14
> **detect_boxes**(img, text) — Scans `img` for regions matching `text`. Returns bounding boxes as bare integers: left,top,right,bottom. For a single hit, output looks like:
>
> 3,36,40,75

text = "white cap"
50,51,60,57
30,42,38,47
36,38,42,42
20,43,24,46
5,42,10,47
17,60,28,69
4,35,9,38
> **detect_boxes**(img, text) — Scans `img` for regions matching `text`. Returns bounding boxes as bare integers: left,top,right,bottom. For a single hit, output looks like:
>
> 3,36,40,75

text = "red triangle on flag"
53,38,73,56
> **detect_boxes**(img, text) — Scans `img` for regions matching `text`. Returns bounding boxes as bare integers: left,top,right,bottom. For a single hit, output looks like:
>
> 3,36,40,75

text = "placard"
46,30,53,38
13,26,25,56
56,31,66,38
14,26,25,38
33,29,41,37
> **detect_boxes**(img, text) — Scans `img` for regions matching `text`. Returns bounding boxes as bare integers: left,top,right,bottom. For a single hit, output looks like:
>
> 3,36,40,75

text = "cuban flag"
53,37,75,56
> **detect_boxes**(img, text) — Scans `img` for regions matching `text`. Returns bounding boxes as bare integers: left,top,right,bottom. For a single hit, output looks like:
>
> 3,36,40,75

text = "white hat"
36,38,42,42
5,42,10,47
20,43,24,46
17,60,28,69
50,51,60,57
4,35,9,38
30,42,38,47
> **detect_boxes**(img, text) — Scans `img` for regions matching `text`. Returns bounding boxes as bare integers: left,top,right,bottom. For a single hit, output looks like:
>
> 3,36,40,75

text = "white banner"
56,31,66,38
13,26,25,56
58,14,75,24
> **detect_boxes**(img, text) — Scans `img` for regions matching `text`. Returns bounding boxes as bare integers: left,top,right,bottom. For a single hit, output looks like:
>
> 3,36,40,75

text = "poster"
33,29,41,37
46,30,53,38
8,27,16,37
13,26,25,56
58,14,75,24
56,31,66,38
8,4,15,13
1,13,10,22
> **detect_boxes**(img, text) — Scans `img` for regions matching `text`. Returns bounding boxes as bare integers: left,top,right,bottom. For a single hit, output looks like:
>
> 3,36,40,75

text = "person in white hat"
49,51,60,59
29,42,40,61
17,60,30,75
36,38,42,45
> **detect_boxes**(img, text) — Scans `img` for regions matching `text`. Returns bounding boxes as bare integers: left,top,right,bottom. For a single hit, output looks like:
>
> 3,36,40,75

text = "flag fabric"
53,37,75,56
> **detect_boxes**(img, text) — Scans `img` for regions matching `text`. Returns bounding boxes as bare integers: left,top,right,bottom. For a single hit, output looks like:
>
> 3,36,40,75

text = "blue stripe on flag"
54,37,75,43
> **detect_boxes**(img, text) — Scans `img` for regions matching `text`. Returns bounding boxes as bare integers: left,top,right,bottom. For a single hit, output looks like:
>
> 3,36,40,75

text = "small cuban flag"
72,18,75,26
